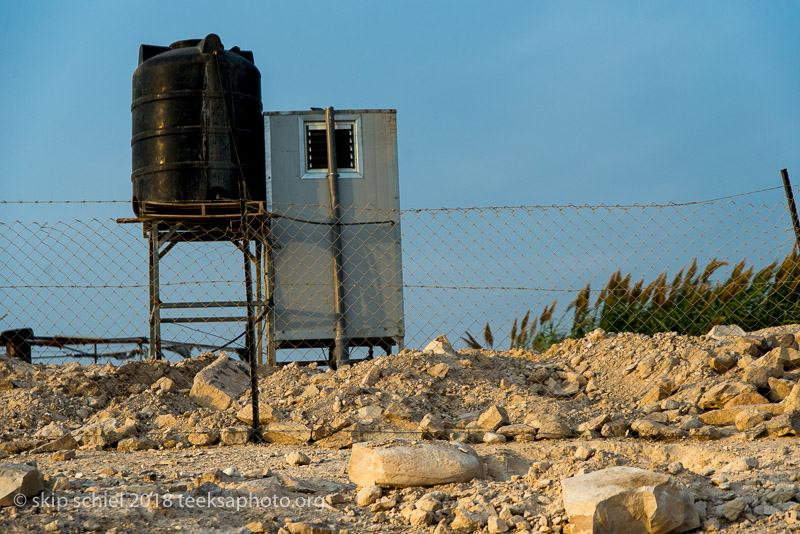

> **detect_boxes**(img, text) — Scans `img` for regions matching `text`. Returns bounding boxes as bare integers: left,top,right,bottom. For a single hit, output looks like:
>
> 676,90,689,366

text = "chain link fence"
1,191,799,448
1,195,796,363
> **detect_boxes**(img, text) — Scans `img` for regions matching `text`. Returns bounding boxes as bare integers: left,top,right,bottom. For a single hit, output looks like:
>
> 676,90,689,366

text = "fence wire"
1,195,799,449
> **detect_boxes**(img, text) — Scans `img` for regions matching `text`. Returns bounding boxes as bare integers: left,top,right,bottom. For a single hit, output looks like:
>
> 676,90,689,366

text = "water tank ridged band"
131,33,265,216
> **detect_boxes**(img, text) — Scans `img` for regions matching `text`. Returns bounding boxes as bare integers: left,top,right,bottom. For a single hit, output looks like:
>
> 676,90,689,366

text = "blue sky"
2,1,799,220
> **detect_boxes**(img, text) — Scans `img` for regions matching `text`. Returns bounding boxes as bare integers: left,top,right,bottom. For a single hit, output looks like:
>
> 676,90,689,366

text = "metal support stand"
120,207,272,362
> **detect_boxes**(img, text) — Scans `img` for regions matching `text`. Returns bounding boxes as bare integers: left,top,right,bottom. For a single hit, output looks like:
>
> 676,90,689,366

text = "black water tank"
131,34,265,215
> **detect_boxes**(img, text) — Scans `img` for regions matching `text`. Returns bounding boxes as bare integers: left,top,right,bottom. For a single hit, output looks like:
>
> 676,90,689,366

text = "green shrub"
464,252,800,351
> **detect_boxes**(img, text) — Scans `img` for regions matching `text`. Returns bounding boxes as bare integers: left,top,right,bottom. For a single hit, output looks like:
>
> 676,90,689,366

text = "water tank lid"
139,34,254,65
169,38,202,49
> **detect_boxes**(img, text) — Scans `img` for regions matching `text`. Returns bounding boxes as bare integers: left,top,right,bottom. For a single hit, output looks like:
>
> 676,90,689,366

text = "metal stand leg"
148,222,162,360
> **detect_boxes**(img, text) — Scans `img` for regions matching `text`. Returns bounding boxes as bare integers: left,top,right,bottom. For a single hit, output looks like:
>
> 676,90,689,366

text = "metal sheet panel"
264,110,404,348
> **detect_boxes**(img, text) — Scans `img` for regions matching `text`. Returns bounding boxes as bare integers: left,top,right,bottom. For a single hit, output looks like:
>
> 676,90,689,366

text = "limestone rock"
483,432,506,444
116,437,157,451
361,365,381,386
220,426,251,445
698,408,739,426
477,405,509,432
723,391,770,408
525,413,573,439
0,463,44,507
357,405,383,420
348,441,484,488
286,451,310,466
408,508,433,527
767,377,793,402
152,376,177,393
450,508,489,532
707,325,746,339
79,417,137,448
236,403,282,425
698,381,757,410
189,353,250,411
32,433,78,454
765,414,796,437
743,364,781,387
34,422,69,441
631,419,688,440
356,484,382,506
495,424,537,441
261,421,312,443
285,521,338,534
561,466,699,534
709,355,737,373
716,498,747,521
419,413,446,439
427,362,450,379
734,408,770,431
51,450,75,461
638,383,672,407
488,515,510,533
423,335,458,357
783,383,800,413
188,429,219,446
578,414,611,432
383,402,414,422
720,457,758,472
600,418,629,438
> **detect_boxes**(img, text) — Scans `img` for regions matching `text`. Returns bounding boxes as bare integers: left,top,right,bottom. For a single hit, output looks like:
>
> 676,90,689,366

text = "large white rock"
561,466,699,534
707,325,746,339
189,353,250,411
423,335,459,357
0,463,44,507
348,441,484,488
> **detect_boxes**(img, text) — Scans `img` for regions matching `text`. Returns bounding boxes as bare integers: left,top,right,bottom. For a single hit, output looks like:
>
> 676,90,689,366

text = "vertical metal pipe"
239,186,259,439
148,222,162,360
255,238,263,365
781,169,800,251
266,226,277,366
326,106,350,368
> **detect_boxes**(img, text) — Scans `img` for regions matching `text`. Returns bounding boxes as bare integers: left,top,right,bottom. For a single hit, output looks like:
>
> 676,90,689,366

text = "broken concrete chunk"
561,466,699,534
189,353,250,411
0,463,44,507
348,441,484,488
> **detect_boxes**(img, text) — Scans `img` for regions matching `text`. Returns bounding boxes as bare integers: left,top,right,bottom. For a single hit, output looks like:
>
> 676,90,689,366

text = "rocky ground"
3,324,800,533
